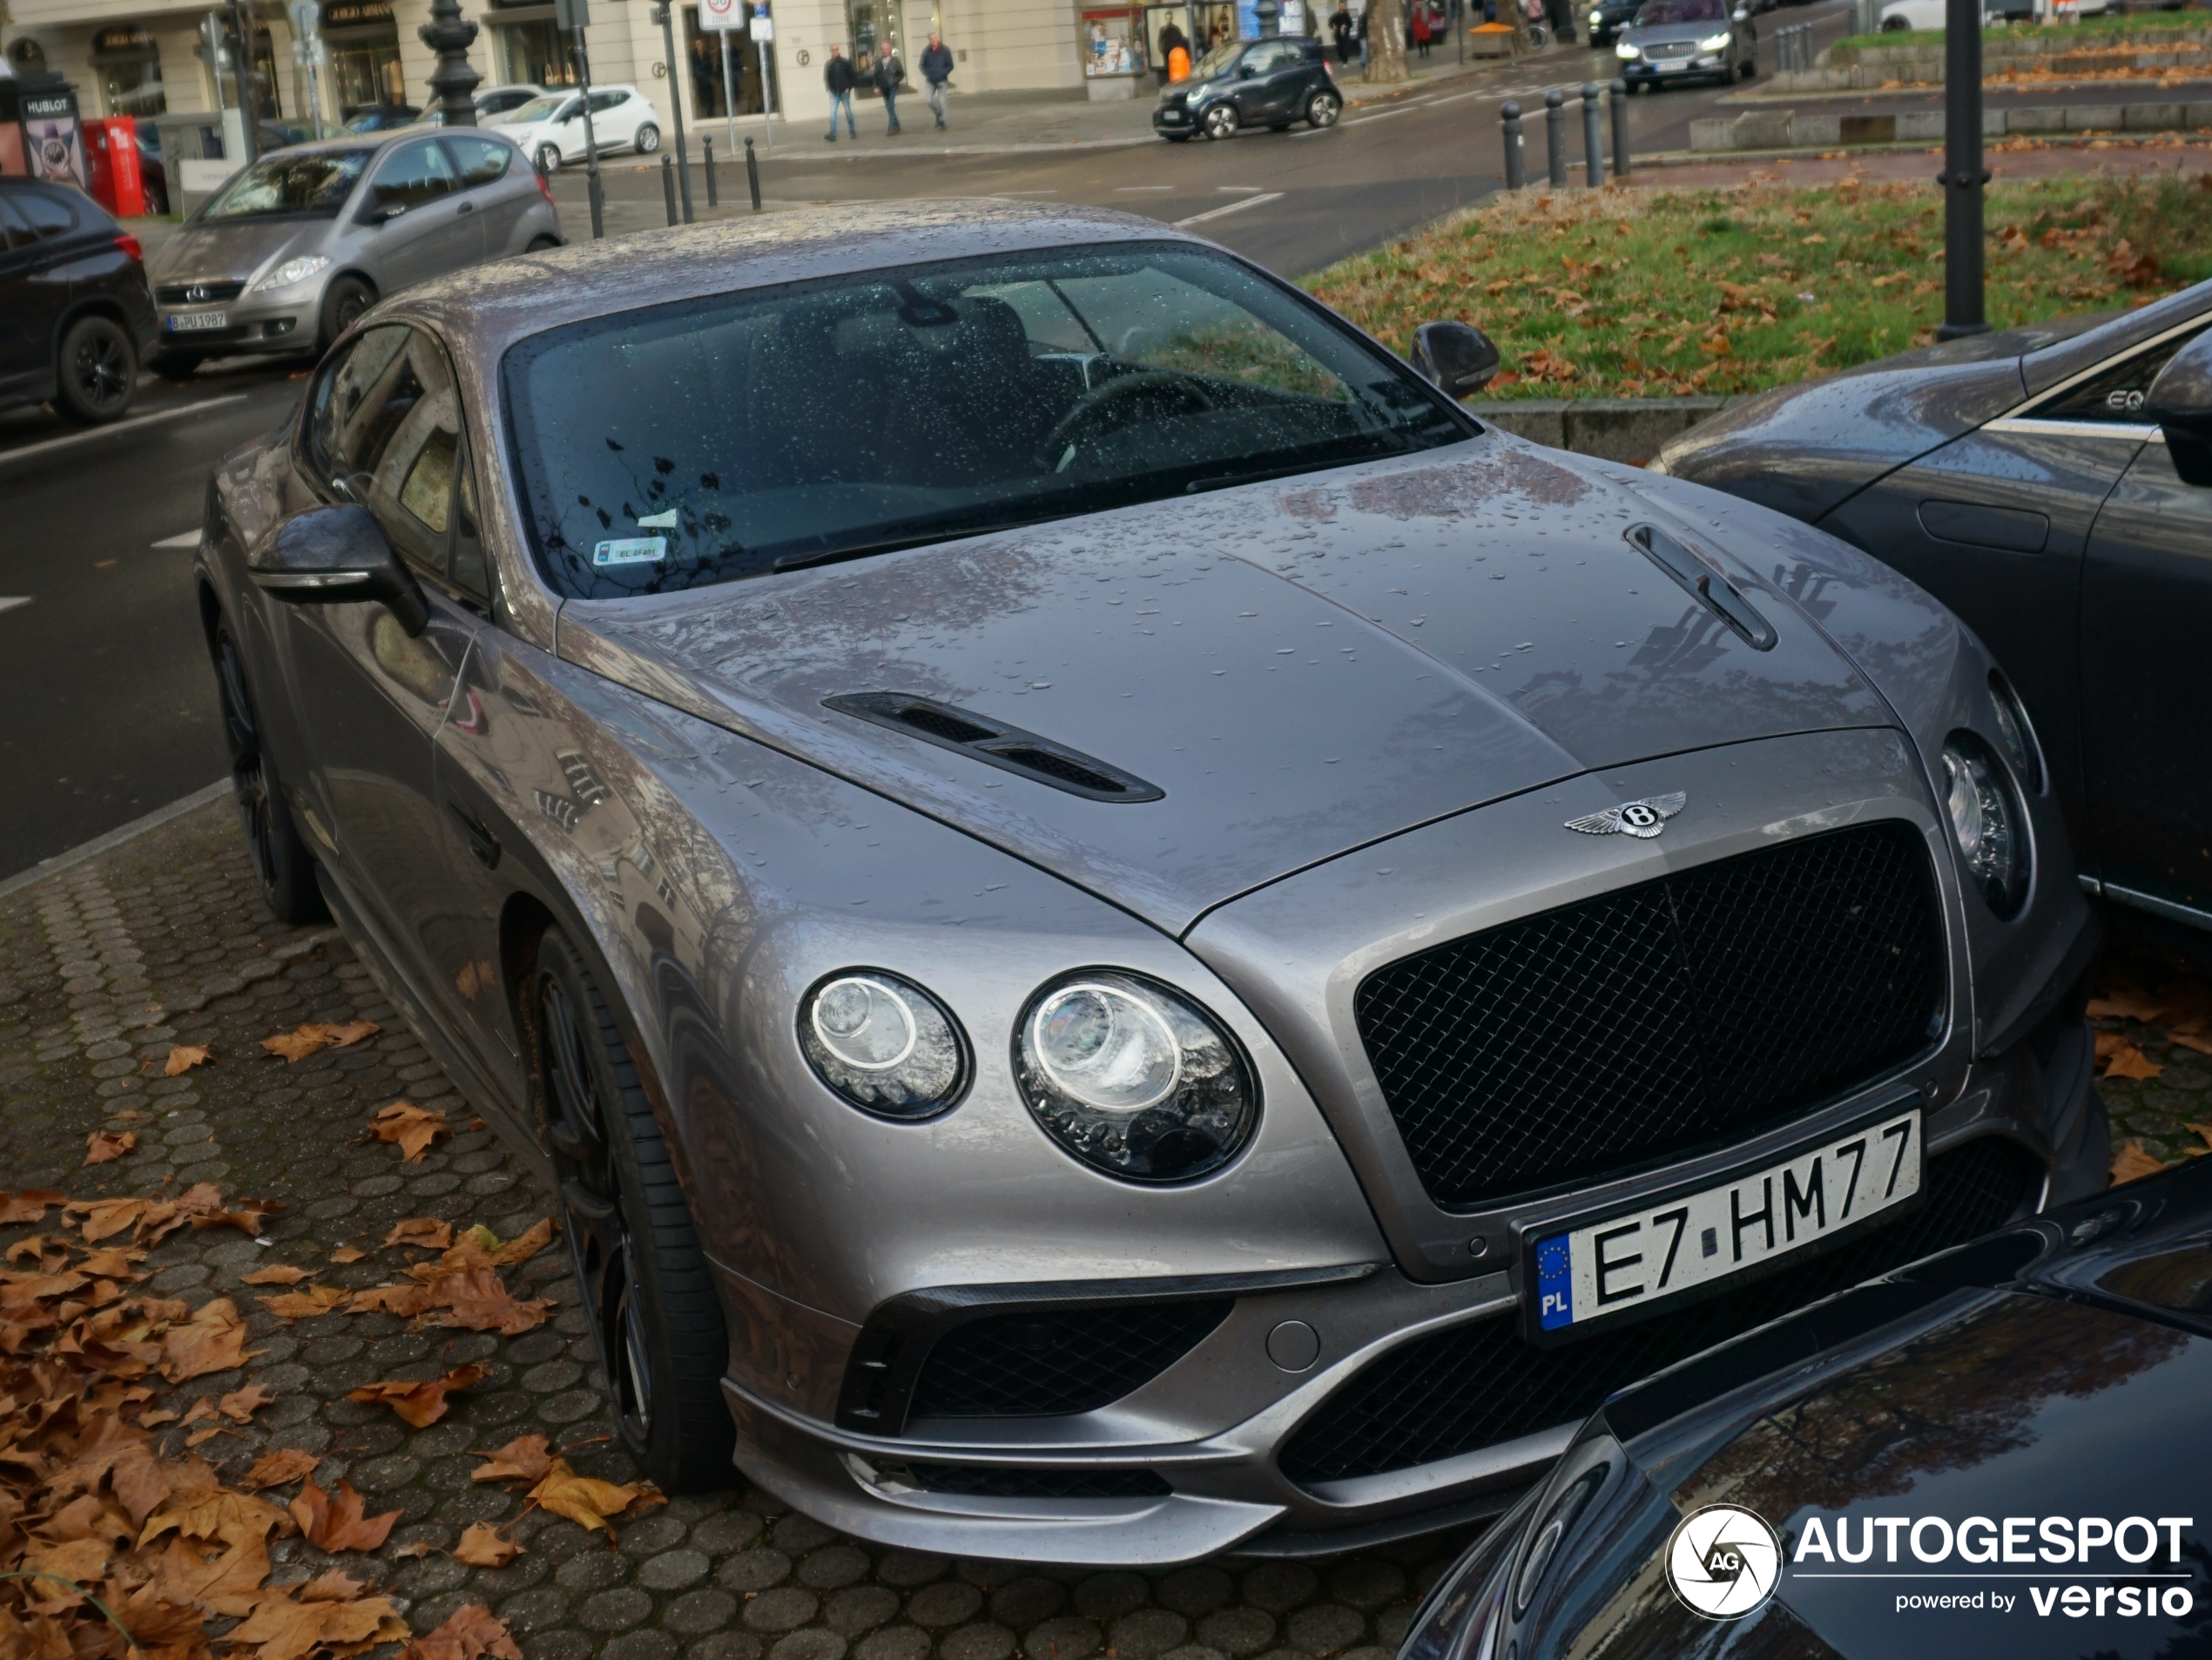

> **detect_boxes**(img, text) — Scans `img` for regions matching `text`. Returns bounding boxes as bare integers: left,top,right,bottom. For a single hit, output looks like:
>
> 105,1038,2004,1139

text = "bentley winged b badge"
1566,791,1686,840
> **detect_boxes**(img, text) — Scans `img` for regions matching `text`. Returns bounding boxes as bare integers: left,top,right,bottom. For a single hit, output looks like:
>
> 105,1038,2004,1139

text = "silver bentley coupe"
193,201,2107,1565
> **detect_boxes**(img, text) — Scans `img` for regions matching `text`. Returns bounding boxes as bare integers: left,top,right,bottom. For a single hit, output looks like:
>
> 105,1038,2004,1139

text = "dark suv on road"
0,178,159,424
1155,35,1343,139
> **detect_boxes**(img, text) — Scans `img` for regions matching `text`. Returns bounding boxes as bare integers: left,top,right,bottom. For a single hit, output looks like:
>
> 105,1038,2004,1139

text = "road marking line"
990,188,1058,196
0,598,30,617
1174,190,1285,226
1217,184,1268,192
1115,184,1175,191
0,395,250,469
152,532,201,550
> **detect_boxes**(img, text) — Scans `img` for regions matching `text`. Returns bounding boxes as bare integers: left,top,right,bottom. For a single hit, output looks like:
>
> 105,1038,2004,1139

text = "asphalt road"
0,0,1866,881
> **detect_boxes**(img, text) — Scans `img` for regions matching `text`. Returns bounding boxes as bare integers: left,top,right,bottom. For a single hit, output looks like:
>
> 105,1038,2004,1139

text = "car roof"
397,199,1219,363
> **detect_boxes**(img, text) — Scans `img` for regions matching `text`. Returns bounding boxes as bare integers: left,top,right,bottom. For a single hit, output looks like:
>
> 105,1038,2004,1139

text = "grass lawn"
1305,171,2212,399
1831,11,2212,52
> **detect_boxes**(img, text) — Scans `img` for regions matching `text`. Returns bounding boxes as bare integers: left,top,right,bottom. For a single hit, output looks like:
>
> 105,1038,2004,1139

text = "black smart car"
1155,35,1343,139
0,177,160,424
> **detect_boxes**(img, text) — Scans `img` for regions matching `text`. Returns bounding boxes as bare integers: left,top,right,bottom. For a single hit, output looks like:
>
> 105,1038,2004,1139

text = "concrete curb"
0,779,231,902
1690,98,2212,151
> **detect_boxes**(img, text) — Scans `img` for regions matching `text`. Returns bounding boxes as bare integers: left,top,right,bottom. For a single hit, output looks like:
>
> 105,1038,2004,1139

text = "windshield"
503,245,1468,600
1190,39,1244,77
1634,0,1726,22
497,96,570,124
199,150,372,219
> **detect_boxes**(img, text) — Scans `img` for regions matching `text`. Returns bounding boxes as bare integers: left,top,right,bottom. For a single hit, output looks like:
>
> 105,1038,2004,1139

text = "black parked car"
0,178,159,423
1656,280,2212,948
1399,1154,2212,1660
1587,0,1642,47
1155,35,1342,139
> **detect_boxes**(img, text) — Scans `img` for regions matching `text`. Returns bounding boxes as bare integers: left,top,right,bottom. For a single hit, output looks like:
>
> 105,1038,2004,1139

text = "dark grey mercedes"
192,201,2105,1564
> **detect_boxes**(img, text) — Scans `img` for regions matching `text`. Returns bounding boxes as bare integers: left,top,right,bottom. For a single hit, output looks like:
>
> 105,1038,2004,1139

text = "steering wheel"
1040,371,1216,470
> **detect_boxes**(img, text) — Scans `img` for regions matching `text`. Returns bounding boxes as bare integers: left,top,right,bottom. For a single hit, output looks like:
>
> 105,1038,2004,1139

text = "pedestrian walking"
1356,7,1369,70
921,31,954,128
875,44,903,134
1328,3,1354,60
1411,3,1432,55
824,44,858,140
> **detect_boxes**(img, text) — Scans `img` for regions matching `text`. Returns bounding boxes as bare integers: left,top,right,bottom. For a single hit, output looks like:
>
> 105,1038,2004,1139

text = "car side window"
13,190,77,240
451,439,491,607
1243,43,1285,71
445,134,513,187
2034,324,2209,424
368,139,459,213
590,91,628,112
0,197,34,250
308,324,466,584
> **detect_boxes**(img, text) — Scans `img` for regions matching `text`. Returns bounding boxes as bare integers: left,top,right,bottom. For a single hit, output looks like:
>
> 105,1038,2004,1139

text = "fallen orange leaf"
289,1477,401,1553
225,1584,403,1660
258,1285,350,1320
2188,1122,2212,1155
383,1218,454,1251
260,1020,381,1063
239,1265,314,1286
330,1245,368,1264
344,1363,489,1428
470,1434,553,1486
2111,1139,2168,1184
2087,987,2168,1023
400,1604,522,1660
219,1382,274,1423
347,1283,432,1317
418,1268,553,1336
0,1189,64,1225
165,1045,215,1076
239,1448,322,1491
2096,1032,2163,1081
85,1131,138,1165
159,1298,257,1382
451,1523,523,1568
524,1458,664,1537
368,1102,452,1163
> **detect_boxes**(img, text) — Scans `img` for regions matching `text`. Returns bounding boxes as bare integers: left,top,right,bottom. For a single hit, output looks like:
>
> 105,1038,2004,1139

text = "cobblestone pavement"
0,800,1481,1660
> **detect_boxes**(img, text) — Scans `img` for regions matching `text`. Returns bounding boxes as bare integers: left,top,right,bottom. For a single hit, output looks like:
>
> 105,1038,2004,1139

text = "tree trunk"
1367,0,1410,79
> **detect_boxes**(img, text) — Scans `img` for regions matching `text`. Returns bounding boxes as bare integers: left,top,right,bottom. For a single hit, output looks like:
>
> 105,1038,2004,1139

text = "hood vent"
826,692,1164,804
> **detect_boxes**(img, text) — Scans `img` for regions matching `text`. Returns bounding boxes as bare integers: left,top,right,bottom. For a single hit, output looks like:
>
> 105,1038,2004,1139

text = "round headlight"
1986,671,2044,794
1942,734,2029,918
1015,971,1258,1183
799,970,968,1119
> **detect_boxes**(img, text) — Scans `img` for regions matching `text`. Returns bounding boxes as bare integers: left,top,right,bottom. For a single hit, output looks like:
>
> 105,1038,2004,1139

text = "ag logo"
1665,1503,1783,1619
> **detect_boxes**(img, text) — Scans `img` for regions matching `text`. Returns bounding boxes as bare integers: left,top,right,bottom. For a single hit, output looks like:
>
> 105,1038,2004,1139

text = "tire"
53,315,137,424
536,142,563,172
1163,132,1194,141
1202,102,1240,138
1879,14,1907,25
1306,88,1343,126
151,351,204,383
317,275,376,354
634,122,661,154
525,234,561,251
214,620,327,926
529,930,734,1493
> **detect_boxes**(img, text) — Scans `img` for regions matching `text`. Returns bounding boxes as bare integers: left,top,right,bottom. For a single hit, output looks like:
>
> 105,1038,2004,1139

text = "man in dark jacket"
875,44,903,134
1154,17,1185,85
920,32,954,128
1328,4,1353,58
824,44,858,140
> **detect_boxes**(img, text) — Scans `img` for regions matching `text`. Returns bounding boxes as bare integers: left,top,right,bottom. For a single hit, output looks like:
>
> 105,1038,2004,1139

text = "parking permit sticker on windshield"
593,537,665,568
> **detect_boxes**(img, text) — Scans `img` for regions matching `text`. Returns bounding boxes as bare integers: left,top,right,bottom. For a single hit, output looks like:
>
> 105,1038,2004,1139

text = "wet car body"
1154,37,1341,138
196,202,2103,1565
1399,1155,2212,1660
1655,281,2212,950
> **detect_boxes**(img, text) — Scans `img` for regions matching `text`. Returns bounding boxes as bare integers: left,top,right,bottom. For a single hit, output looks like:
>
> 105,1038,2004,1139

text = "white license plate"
168,311,229,332
1530,1106,1923,1339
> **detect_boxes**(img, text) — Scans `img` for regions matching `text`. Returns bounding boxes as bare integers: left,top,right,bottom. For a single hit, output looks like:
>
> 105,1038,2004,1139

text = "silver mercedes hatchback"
146,129,559,376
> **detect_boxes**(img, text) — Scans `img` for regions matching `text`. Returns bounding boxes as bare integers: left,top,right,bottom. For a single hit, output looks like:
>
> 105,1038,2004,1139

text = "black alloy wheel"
214,623,327,924
531,931,733,1491
1306,88,1342,126
1203,102,1241,138
318,275,377,354
54,315,137,423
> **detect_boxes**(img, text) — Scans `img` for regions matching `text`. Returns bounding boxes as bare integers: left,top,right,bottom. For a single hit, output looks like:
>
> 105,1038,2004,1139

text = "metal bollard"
587,173,604,240
1501,100,1525,190
704,136,718,207
1581,82,1602,186
745,136,762,212
662,154,678,226
1611,78,1631,179
1544,88,1567,188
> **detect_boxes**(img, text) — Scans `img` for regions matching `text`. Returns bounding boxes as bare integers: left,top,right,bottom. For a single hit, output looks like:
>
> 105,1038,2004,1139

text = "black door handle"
456,199,475,214
448,801,501,868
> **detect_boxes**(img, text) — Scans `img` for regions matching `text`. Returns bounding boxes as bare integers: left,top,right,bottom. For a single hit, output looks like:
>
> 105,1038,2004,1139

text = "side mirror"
2144,330,2212,487
247,504,429,635
1411,321,1502,398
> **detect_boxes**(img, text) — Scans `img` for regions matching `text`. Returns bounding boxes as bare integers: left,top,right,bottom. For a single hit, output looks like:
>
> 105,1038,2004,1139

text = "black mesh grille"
907,1463,1171,1499
1354,822,1946,1209
989,746,1130,794
910,1299,1232,1420
1278,1136,2041,1486
894,703,997,745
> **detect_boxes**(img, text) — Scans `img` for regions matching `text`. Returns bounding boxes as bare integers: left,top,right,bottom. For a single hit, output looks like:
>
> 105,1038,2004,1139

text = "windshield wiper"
1185,433,1422,495
769,526,999,575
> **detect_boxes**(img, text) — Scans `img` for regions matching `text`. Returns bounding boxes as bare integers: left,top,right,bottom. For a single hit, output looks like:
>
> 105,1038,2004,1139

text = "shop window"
1082,6,1145,76
92,26,167,118
497,18,581,87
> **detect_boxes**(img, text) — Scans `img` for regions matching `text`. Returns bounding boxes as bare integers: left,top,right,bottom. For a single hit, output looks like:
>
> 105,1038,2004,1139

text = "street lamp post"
227,0,260,162
419,0,482,125
1937,0,1987,339
651,0,695,222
